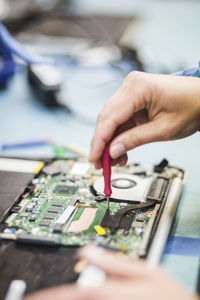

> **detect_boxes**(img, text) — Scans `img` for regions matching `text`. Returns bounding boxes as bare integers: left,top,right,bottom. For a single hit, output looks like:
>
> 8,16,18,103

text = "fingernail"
110,143,126,159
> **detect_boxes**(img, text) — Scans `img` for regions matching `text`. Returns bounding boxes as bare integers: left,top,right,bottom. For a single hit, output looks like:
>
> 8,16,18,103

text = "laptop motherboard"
0,157,184,257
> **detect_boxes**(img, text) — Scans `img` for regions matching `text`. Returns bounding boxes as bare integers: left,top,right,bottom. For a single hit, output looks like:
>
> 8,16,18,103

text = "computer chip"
53,185,78,195
29,215,37,222
44,213,56,220
48,207,60,213
40,221,51,227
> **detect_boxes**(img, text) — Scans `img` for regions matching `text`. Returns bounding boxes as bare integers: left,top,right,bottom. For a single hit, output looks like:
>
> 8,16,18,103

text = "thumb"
78,246,147,278
110,120,166,159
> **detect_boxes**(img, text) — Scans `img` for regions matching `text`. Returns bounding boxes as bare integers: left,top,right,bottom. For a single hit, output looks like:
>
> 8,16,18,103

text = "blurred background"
2,0,200,70
0,0,200,164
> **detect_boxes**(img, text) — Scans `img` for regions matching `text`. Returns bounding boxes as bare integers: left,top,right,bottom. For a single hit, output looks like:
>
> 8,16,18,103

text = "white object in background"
0,0,8,19
70,162,90,176
4,280,26,300
77,265,106,288
0,158,43,174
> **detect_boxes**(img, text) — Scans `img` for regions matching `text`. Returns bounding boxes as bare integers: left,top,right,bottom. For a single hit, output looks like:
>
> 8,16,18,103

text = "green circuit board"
1,158,184,256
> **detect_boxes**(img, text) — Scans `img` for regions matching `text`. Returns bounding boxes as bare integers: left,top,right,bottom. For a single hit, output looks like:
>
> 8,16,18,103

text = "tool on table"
1,139,49,150
102,144,112,210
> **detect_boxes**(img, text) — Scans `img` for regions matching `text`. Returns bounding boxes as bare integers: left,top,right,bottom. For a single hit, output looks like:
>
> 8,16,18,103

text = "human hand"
23,246,196,300
89,72,200,168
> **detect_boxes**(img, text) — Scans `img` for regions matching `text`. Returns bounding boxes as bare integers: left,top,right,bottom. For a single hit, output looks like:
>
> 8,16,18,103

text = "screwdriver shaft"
107,197,110,210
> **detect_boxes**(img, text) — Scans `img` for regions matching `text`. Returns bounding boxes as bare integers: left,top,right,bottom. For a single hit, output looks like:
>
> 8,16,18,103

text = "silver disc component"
111,178,136,189
93,174,152,203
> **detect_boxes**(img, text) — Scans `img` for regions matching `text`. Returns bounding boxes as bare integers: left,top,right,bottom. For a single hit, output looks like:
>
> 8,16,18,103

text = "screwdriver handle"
103,144,112,197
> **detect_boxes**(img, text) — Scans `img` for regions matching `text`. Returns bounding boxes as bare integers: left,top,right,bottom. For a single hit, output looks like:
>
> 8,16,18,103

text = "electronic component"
146,177,168,202
42,164,61,176
53,223,63,233
95,194,106,202
70,162,90,176
94,225,106,236
153,159,168,173
29,215,37,222
40,221,51,227
133,222,144,228
79,188,90,196
68,207,97,233
48,207,60,214
10,205,21,213
93,173,153,203
32,197,38,202
100,202,155,234
26,205,34,212
119,213,135,233
21,213,29,218
18,199,29,209
56,206,76,225
111,178,136,189
100,209,134,234
42,160,72,176
68,198,80,206
32,208,41,214
135,226,144,236
53,185,78,195
136,215,145,222
44,213,56,220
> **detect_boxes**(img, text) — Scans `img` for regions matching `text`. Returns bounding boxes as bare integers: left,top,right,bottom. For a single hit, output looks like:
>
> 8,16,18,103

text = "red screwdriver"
102,144,112,210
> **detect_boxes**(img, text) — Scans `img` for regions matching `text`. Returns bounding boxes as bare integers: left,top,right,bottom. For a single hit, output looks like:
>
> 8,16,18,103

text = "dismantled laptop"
0,156,184,265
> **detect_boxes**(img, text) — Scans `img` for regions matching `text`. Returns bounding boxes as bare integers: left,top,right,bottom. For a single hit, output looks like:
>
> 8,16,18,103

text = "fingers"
24,284,100,300
132,109,149,126
119,153,128,166
78,246,148,278
24,284,80,300
110,119,167,158
94,153,128,169
89,71,150,165
90,72,200,166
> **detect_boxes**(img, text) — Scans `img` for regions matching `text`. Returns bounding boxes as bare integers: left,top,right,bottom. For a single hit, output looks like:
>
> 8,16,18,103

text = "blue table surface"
0,62,200,293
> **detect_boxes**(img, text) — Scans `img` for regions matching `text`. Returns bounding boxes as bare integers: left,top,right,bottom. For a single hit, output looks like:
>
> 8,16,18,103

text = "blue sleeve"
173,62,200,78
